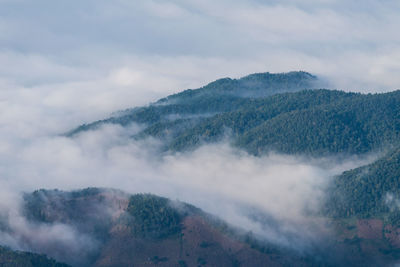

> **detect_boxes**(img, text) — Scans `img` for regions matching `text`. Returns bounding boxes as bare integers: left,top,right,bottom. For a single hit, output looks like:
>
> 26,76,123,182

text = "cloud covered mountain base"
0,122,390,266
1,72,400,266
2,186,400,267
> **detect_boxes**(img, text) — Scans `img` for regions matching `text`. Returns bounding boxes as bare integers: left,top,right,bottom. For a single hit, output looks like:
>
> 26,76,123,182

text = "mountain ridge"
25,71,400,266
4,187,400,266
15,188,332,267
67,71,321,136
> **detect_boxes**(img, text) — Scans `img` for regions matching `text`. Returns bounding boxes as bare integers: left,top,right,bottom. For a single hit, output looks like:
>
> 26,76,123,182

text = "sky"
1,0,400,131
0,0,399,260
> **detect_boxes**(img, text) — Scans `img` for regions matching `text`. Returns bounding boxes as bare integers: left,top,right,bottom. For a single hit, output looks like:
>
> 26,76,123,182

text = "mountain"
146,89,400,155
0,246,69,267
16,71,400,266
157,71,319,101
68,71,320,136
17,188,329,267
3,188,399,266
326,146,400,220
70,73,400,157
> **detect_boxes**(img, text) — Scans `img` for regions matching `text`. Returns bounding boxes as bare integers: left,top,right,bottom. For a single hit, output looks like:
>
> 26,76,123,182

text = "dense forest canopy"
70,72,400,157
0,246,69,267
325,146,400,221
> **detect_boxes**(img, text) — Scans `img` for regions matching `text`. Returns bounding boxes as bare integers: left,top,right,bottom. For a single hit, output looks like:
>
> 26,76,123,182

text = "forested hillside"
326,146,400,220
0,246,69,267
4,188,399,266
68,71,320,136
70,74,400,157
16,189,332,267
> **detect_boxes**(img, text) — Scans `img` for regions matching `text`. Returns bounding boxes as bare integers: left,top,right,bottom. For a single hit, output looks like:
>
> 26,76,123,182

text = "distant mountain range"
5,71,400,266
69,71,399,156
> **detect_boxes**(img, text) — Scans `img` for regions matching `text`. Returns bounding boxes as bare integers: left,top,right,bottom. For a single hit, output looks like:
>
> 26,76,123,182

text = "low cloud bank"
0,123,376,262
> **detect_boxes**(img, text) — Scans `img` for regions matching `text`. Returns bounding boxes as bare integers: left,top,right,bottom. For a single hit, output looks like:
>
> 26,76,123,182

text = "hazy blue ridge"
68,71,400,158
156,71,319,102
67,71,320,136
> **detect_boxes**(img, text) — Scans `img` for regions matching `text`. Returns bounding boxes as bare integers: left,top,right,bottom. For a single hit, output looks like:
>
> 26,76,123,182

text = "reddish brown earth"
94,215,282,267
357,219,383,239
23,189,400,266
332,218,400,266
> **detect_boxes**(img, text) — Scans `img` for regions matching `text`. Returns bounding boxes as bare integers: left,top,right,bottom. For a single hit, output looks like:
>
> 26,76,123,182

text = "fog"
0,121,376,263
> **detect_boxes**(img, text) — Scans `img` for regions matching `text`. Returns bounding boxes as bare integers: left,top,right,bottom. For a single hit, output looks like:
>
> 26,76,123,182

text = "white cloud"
0,123,376,252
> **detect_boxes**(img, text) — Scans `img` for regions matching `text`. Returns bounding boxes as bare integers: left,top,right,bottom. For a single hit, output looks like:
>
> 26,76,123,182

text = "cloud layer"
0,123,376,257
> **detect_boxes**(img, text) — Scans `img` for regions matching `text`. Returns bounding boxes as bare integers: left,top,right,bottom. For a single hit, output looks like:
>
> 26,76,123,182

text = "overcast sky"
1,0,400,128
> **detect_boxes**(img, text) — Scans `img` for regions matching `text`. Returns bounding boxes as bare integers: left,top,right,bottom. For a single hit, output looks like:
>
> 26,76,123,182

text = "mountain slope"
68,71,320,136
326,146,400,220
160,89,400,155
18,188,335,267
0,246,69,267
9,188,400,266
158,71,319,102
71,87,400,157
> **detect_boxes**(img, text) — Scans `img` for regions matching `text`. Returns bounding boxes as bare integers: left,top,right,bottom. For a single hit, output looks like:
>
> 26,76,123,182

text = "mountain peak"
160,71,321,103
239,71,316,80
